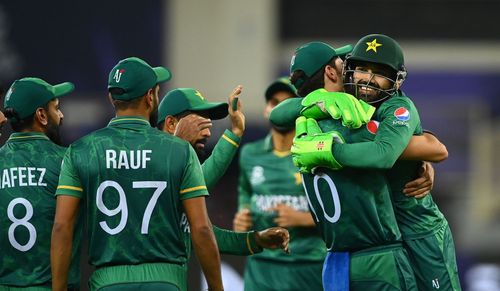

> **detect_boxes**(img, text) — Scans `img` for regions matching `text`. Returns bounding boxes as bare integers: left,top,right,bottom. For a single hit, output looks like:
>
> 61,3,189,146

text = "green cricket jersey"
238,134,326,262
302,119,402,252
333,93,445,239
55,116,208,268
179,129,262,257
0,132,79,287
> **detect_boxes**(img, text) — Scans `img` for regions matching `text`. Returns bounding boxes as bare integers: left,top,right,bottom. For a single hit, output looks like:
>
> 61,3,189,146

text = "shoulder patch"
394,107,410,121
366,120,379,134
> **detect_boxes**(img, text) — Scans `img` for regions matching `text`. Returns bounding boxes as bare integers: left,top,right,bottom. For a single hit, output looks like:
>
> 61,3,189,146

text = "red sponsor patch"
366,120,380,134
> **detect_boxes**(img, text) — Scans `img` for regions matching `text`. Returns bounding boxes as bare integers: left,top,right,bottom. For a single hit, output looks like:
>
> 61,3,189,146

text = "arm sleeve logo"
394,107,410,121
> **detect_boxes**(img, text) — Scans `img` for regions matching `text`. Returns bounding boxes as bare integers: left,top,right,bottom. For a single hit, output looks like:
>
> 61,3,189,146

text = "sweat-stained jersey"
55,116,208,268
333,92,446,239
0,132,80,287
238,134,326,262
302,119,402,252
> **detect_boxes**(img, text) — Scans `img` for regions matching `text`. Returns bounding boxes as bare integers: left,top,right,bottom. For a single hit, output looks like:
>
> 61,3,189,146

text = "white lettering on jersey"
105,150,153,169
432,278,440,289
0,167,47,189
253,194,309,212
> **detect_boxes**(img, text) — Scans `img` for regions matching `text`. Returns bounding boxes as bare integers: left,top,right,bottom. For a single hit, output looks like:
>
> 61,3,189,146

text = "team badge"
250,166,265,185
394,107,410,121
366,120,379,134
366,39,382,53
113,69,126,83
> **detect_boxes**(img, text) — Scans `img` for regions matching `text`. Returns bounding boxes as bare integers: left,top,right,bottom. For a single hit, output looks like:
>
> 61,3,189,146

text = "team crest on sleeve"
394,107,410,121
366,120,379,134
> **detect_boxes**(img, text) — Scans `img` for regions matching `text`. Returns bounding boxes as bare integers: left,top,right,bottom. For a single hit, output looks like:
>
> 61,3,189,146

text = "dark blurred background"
1,0,499,290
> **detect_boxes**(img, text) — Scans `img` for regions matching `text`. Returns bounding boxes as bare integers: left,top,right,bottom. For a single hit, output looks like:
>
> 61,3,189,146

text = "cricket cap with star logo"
347,34,405,72
290,41,353,88
157,88,228,125
4,77,74,121
108,57,172,100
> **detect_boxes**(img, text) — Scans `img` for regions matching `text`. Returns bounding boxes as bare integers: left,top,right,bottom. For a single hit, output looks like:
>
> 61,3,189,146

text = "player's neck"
115,109,150,121
271,129,294,152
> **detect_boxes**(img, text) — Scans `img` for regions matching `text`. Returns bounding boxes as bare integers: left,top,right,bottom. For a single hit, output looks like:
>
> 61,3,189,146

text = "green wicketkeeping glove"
291,116,345,174
300,89,376,129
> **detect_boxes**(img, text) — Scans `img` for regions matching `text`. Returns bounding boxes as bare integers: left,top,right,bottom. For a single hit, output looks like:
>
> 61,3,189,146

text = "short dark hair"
291,57,337,97
110,88,144,111
3,104,49,132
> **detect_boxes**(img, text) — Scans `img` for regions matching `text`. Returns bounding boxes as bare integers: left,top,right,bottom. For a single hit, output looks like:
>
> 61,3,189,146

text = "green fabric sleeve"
213,225,262,256
269,97,303,128
56,146,83,198
237,146,252,210
333,97,421,169
201,129,240,190
180,145,209,200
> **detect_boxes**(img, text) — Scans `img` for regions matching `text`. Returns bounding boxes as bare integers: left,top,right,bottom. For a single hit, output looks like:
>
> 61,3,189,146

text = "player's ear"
325,65,337,83
34,107,48,126
164,116,177,134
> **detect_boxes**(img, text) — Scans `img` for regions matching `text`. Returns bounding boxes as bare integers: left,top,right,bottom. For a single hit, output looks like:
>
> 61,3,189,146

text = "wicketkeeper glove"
291,116,345,174
300,89,375,129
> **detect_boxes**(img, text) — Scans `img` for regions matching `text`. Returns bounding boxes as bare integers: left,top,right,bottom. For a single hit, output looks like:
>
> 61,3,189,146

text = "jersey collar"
108,116,151,127
7,132,50,142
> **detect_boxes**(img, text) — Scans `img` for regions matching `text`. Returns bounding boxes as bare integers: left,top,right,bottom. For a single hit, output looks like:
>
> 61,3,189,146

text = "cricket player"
337,34,461,290
272,41,447,290
157,86,290,256
231,78,327,291
0,77,80,290
51,57,222,291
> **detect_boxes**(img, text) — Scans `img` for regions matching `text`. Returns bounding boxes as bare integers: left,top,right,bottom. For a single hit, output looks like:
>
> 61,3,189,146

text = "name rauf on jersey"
105,150,152,169
0,167,47,189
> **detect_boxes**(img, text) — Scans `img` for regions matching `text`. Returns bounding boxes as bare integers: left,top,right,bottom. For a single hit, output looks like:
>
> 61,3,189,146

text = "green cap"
4,77,74,120
290,41,353,80
157,88,228,125
264,77,298,101
348,34,405,72
108,57,172,100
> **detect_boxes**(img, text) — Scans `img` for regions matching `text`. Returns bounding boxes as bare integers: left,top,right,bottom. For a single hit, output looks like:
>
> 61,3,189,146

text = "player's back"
66,117,201,267
0,132,68,286
302,118,402,252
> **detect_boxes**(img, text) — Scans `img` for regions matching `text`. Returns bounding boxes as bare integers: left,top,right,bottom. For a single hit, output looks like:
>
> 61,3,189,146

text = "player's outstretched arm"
51,195,80,291
400,132,448,162
183,197,223,291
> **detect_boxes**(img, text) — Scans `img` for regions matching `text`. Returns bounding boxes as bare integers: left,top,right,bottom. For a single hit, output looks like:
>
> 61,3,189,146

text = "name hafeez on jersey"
0,167,47,189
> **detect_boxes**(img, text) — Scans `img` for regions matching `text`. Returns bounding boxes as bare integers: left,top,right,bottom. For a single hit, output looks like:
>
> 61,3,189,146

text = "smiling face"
343,60,399,104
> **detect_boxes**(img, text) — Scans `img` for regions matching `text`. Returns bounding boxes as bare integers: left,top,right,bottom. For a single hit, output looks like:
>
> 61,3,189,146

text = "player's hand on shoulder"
255,226,290,254
228,85,245,137
233,208,253,232
403,161,434,199
174,113,212,143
